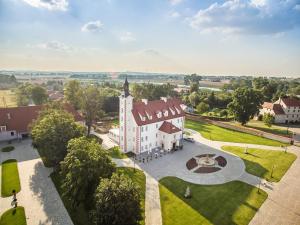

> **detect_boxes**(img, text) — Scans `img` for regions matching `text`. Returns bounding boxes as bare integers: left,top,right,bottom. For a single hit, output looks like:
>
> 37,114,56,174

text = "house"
115,78,185,154
259,97,300,124
0,104,83,142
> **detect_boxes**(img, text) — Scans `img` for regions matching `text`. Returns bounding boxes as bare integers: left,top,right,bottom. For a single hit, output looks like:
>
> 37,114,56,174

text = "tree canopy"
228,87,262,125
31,109,85,166
64,80,83,110
91,173,142,225
60,137,115,208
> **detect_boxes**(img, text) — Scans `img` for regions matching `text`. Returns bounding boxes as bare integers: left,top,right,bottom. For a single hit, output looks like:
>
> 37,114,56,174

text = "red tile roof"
281,97,300,107
262,102,285,115
0,104,83,133
131,98,185,126
159,121,181,134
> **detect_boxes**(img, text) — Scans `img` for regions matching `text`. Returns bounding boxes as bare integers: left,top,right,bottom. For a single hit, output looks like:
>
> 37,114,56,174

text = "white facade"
116,78,185,154
260,97,300,124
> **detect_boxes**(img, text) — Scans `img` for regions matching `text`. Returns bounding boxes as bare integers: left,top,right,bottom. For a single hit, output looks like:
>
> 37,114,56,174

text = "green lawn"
51,167,145,225
222,146,296,182
185,120,287,147
159,177,267,225
0,207,27,225
1,159,21,197
227,120,292,137
108,146,128,159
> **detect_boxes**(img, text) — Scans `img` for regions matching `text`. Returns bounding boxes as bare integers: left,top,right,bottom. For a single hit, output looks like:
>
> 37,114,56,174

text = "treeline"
223,77,300,101
0,74,18,89
118,73,182,80
131,83,178,101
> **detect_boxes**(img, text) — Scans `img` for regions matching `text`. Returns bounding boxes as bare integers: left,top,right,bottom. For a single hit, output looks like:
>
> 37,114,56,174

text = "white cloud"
120,32,136,42
168,11,181,18
36,41,71,51
81,21,103,33
169,0,183,6
22,0,68,11
189,0,300,35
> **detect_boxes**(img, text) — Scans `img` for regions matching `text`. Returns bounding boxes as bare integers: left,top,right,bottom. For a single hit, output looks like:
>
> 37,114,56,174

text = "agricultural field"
0,90,17,107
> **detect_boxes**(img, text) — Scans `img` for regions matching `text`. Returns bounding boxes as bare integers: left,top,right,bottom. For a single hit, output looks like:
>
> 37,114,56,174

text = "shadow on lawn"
159,177,267,225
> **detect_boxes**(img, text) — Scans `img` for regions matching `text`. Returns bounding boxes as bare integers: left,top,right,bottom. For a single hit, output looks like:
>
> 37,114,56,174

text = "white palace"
109,78,186,155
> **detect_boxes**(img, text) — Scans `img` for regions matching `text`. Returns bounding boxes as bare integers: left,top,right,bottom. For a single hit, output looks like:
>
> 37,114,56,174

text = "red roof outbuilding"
0,104,83,133
159,121,181,134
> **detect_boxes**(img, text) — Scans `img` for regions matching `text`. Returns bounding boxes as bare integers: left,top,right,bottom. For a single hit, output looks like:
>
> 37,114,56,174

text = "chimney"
142,99,148,105
160,97,167,102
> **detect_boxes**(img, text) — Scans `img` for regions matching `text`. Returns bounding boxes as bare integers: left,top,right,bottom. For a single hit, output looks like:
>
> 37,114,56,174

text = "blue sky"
0,0,300,76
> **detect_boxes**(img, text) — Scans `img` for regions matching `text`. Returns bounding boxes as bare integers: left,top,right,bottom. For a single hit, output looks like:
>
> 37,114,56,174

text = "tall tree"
31,85,48,105
91,173,142,225
60,137,115,209
228,87,262,125
189,92,200,107
16,83,32,106
82,86,104,136
64,80,82,110
31,109,85,167
190,82,199,93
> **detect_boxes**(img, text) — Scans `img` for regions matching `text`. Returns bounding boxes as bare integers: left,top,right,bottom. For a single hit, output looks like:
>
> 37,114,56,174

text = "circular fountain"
196,154,216,167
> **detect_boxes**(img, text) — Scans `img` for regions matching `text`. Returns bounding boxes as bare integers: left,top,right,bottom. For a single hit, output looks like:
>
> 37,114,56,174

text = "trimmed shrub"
1,146,15,152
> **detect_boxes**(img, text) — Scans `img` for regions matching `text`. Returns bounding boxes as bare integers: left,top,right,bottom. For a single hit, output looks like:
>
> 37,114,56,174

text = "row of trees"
31,107,142,225
16,83,48,106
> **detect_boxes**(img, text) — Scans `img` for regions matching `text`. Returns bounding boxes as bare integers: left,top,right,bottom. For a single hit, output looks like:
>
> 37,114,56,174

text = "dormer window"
163,110,168,117
156,111,162,118
7,113,11,120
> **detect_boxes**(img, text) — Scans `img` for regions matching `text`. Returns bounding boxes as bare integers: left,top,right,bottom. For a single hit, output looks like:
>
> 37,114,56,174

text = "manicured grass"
228,120,292,137
185,119,287,146
0,207,27,225
108,146,128,159
116,167,146,225
159,177,267,225
51,167,146,225
1,159,21,197
1,146,15,152
222,146,296,182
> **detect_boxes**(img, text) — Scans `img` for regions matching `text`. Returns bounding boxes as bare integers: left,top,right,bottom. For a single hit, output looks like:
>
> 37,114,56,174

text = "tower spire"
123,76,130,97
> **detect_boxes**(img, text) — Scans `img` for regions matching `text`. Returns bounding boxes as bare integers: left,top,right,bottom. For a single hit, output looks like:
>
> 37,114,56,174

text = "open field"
51,167,145,225
0,90,17,107
222,146,296,182
1,159,21,197
159,177,267,225
185,120,288,147
0,207,27,225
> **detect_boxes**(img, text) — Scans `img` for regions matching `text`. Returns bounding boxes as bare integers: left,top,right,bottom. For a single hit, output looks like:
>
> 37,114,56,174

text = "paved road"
0,139,73,225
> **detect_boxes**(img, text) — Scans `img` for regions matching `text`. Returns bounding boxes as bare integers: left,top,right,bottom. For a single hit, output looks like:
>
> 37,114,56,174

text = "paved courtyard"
0,139,73,225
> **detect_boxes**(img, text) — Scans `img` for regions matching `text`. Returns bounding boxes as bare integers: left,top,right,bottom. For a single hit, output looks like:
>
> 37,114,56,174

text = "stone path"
0,139,73,225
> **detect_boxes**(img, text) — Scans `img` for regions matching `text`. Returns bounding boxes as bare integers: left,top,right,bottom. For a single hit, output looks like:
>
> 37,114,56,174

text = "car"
184,137,195,143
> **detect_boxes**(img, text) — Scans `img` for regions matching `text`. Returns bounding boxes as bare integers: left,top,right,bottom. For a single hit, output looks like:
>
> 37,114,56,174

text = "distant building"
115,78,186,154
48,90,64,101
0,104,83,142
259,97,300,124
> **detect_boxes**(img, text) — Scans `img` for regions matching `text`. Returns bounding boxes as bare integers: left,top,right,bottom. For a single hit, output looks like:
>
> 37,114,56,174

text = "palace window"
145,136,148,141
141,137,144,142
0,126,6,132
141,127,144,132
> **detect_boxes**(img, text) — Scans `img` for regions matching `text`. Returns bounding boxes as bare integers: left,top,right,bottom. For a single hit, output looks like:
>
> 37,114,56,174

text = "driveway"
0,139,73,225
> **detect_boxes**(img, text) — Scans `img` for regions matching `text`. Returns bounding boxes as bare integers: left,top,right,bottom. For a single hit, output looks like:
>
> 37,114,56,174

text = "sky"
0,0,300,76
